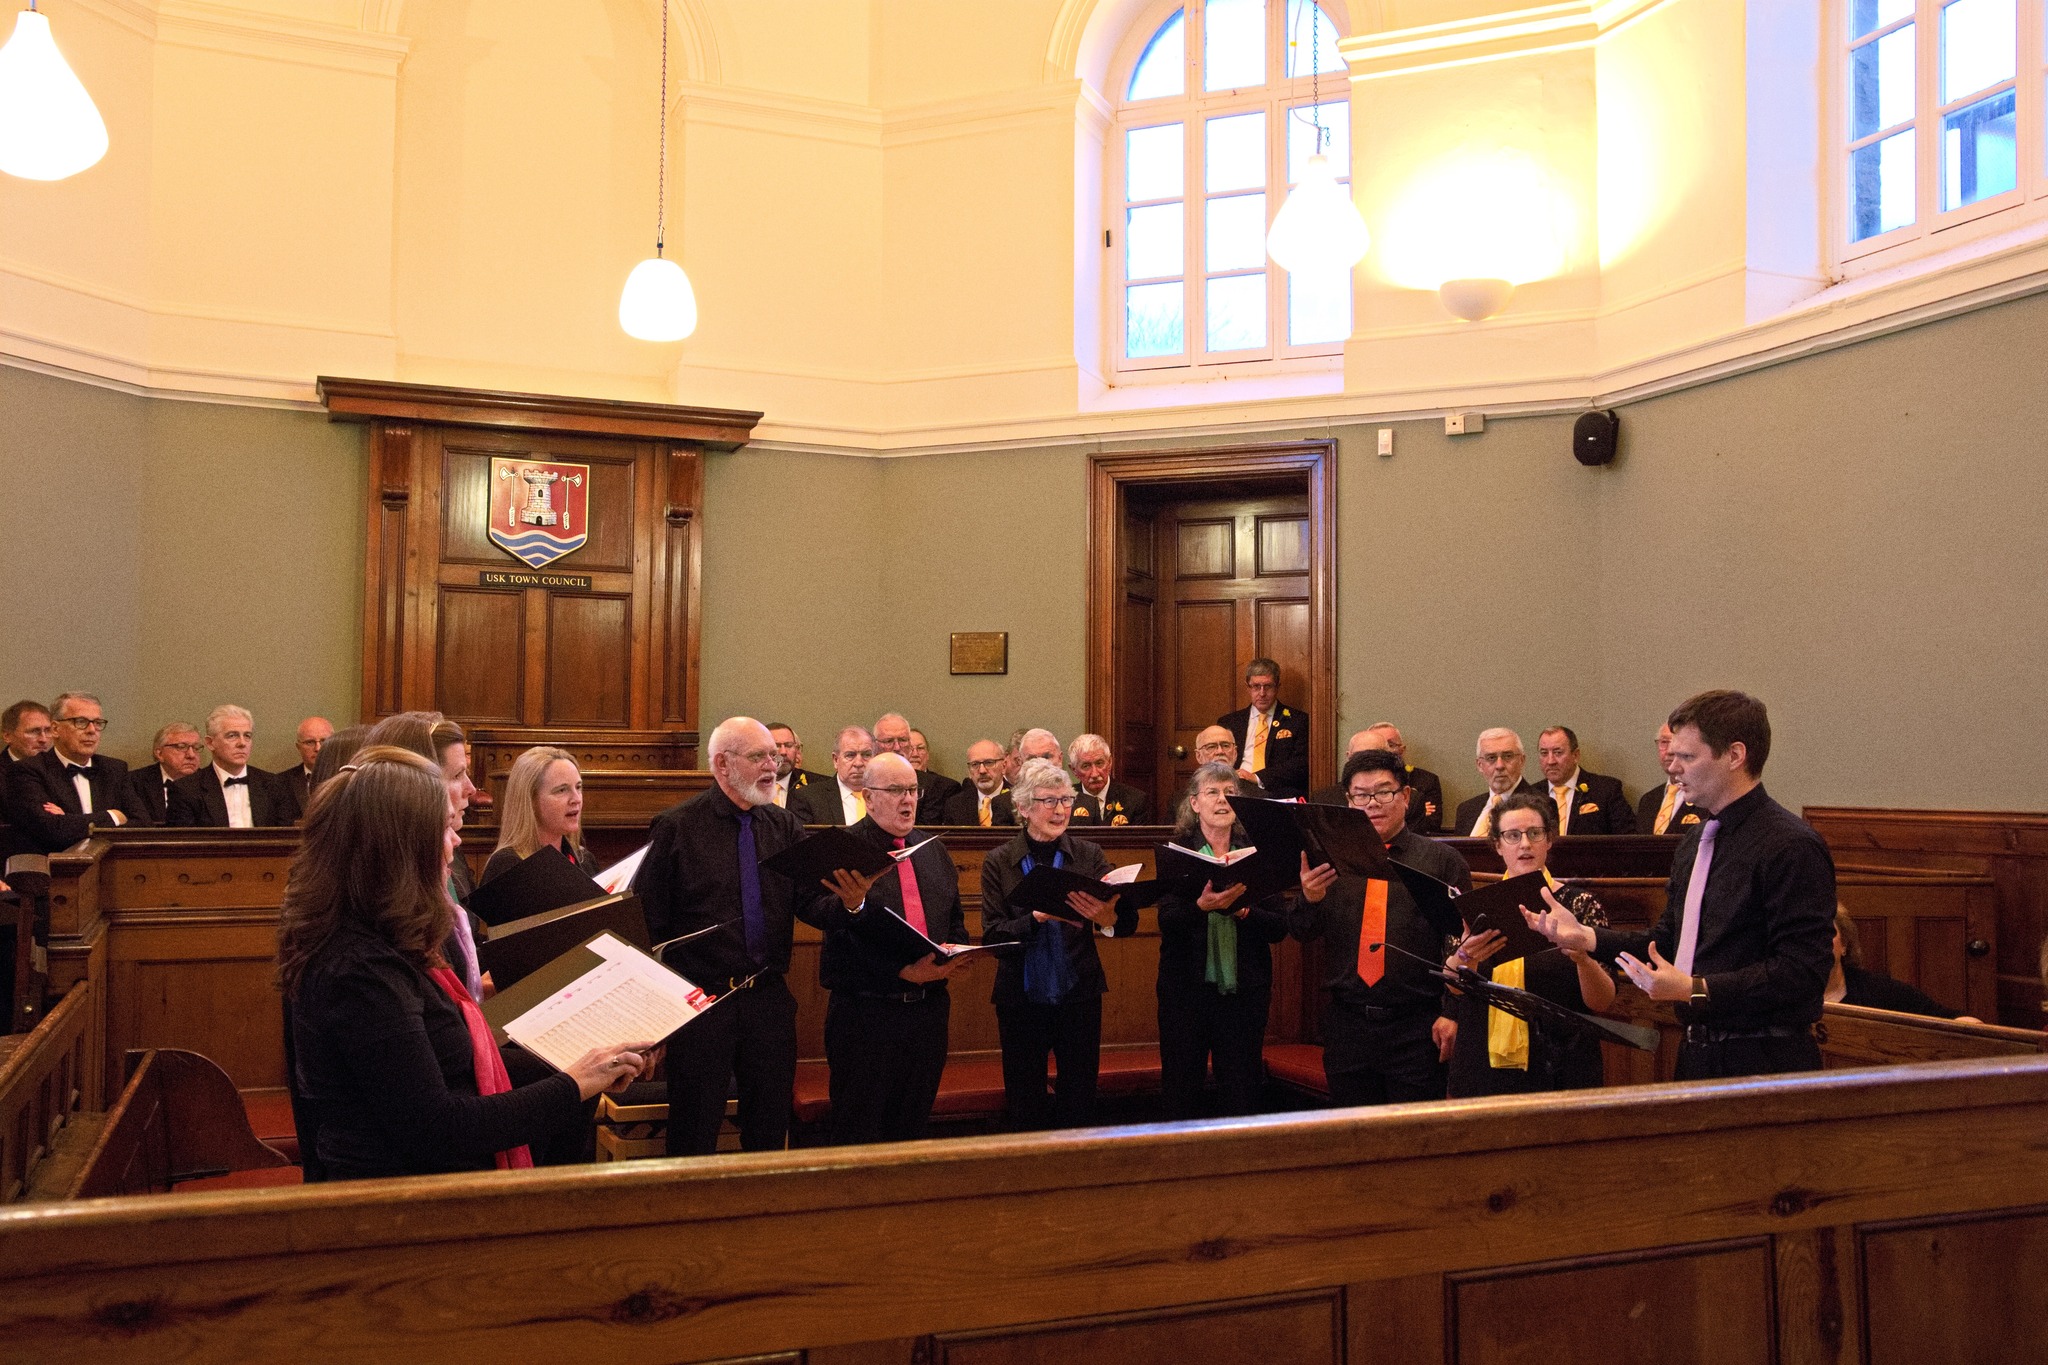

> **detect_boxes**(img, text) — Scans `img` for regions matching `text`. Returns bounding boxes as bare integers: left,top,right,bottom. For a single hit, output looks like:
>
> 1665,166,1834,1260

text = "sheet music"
594,843,650,895
1102,863,1143,885
502,932,711,1070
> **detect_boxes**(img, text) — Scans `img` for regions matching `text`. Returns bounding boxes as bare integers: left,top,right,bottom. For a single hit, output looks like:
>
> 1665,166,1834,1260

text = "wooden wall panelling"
930,1290,1342,1365
660,446,704,728
1858,1206,2048,1365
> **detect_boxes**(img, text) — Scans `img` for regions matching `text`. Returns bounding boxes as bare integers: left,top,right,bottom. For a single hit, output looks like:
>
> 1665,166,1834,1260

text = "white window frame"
1834,0,2048,273
1107,0,1352,381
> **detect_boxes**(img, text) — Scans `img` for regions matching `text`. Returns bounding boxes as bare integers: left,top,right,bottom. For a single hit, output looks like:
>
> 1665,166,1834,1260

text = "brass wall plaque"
950,632,1009,675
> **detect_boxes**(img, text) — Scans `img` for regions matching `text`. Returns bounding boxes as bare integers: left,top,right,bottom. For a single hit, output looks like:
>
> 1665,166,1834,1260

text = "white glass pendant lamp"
618,0,696,342
0,2,109,181
1267,152,1369,275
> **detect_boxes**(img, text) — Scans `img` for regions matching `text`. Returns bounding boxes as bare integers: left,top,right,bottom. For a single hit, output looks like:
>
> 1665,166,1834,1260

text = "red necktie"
893,837,928,934
1355,879,1388,986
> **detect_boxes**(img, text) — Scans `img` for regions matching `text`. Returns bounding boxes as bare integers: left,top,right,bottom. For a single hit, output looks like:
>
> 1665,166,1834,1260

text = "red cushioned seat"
241,1091,301,1164
1262,1042,1327,1094
792,1060,832,1124
929,1055,1008,1118
1089,1045,1163,1097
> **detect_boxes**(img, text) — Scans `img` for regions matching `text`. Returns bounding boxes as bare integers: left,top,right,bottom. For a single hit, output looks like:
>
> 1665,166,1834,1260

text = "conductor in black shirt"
812,752,974,1145
1291,749,1471,1106
635,716,833,1156
1526,690,1835,1080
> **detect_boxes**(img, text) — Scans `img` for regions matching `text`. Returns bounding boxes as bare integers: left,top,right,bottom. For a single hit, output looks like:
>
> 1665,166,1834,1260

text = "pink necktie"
894,837,928,935
1672,818,1720,975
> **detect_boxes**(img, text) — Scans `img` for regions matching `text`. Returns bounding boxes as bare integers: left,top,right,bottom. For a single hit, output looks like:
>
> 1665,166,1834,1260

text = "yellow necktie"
852,792,866,821
1552,785,1572,836
1247,712,1268,772
1471,797,1495,838
1653,783,1680,834
978,796,992,828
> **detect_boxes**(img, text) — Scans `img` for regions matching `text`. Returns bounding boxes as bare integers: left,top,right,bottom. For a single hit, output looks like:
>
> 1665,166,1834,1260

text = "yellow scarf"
1485,869,1562,1071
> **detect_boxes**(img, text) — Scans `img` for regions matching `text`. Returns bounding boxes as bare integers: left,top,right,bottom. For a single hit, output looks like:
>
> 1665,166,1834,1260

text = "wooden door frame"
1085,441,1339,799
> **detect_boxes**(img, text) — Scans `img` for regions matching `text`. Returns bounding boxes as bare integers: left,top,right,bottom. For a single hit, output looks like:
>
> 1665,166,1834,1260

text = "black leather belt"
856,987,932,1004
1682,1023,1809,1045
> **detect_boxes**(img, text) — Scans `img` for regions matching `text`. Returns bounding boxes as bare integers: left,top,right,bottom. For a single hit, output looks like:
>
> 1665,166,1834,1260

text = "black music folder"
1005,865,1160,925
476,891,651,990
463,843,606,927
1226,796,1394,880
1435,964,1659,1052
758,826,900,885
1450,871,1561,966
854,902,1021,968
1153,842,1299,903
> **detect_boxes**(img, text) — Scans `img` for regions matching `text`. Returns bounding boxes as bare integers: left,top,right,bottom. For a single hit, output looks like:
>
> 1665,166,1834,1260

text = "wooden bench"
26,1047,298,1200
0,982,92,1201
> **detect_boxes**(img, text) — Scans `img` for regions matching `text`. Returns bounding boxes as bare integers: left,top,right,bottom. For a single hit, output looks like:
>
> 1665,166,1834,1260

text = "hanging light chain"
655,0,669,257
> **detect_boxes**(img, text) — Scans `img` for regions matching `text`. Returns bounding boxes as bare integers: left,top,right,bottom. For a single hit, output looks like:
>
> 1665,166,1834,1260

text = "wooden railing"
0,983,92,1200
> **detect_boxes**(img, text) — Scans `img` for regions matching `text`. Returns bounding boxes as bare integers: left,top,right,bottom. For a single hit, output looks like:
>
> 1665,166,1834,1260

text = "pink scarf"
427,964,533,1170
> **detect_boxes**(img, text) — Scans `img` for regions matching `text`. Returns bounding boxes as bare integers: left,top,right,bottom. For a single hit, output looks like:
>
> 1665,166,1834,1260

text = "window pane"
1126,282,1185,357
1206,193,1267,270
1284,0,1345,76
1941,0,2015,102
1850,128,1915,240
1286,100,1348,182
1851,0,1914,40
1942,86,2017,207
1204,0,1265,91
1206,274,1266,351
1852,25,1915,139
1126,123,1185,202
1288,266,1350,345
1205,111,1265,191
1127,204,1185,279
1128,10,1186,100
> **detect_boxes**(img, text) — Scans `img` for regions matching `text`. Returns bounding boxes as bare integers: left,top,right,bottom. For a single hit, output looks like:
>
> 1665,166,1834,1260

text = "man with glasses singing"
5,691,151,849
125,722,208,824
1291,749,1470,1106
634,716,833,1156
942,738,1014,825
1454,727,1540,837
790,726,878,826
168,704,298,827
810,751,971,1144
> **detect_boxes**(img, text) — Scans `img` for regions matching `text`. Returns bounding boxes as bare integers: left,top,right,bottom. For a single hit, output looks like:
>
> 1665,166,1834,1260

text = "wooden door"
1154,492,1312,803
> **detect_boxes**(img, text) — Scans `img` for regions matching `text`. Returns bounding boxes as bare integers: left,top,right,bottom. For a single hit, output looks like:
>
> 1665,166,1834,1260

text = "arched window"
1108,0,1351,377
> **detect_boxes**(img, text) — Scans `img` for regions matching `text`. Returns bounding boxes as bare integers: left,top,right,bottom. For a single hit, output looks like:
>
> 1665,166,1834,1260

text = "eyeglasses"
731,747,778,765
1194,743,1235,757
1497,828,1551,844
868,784,920,798
1478,751,1520,766
1347,786,1405,806
1029,795,1076,809
57,717,109,732
160,742,204,754
966,758,1004,770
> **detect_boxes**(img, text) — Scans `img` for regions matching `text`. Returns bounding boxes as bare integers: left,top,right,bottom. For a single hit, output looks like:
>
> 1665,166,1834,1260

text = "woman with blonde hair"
277,746,653,1180
483,746,592,886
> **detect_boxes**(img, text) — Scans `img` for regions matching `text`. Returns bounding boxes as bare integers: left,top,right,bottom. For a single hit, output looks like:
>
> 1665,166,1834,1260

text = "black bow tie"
223,775,251,787
64,763,92,777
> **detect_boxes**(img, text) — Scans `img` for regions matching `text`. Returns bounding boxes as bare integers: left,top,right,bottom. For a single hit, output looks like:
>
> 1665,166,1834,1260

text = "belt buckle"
1684,1023,1712,1046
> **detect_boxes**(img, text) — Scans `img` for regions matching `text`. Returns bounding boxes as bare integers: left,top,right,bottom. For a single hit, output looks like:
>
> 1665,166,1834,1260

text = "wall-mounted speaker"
1574,410,1619,466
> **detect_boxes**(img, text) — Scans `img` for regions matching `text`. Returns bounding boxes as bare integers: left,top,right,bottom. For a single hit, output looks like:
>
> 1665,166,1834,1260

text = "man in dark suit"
940,738,1013,825
1067,733,1151,825
1636,721,1706,834
1452,727,1541,836
1307,725,1444,834
788,726,875,826
1217,658,1310,798
124,722,208,825
874,712,960,826
277,716,333,814
1536,726,1635,835
5,692,150,849
1,700,54,767
767,722,828,811
168,704,298,827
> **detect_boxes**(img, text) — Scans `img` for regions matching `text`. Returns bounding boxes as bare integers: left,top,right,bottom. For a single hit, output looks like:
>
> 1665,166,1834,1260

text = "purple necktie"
737,811,766,964
1673,818,1720,976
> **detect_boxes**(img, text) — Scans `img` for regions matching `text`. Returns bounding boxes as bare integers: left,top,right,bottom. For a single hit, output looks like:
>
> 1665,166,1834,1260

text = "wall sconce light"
0,1,109,182
1437,277,1514,321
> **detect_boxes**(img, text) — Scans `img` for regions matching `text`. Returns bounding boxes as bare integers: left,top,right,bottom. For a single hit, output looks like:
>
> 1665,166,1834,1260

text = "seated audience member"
125,722,207,824
1827,908,1972,1020
810,752,971,1145
365,711,486,994
906,728,939,774
766,721,824,809
1002,728,1032,787
1218,658,1310,798
1536,726,1635,835
1016,728,1063,770
482,746,593,885
277,746,654,1181
981,757,1134,1130
280,716,335,813
941,739,1013,825
1,700,54,766
1192,724,1250,787
1307,729,1378,807
1454,728,1539,836
1068,733,1151,825
1365,723,1445,833
1155,762,1288,1119
1292,750,1472,1107
1636,721,1704,834
309,725,368,790
5,691,149,849
169,705,298,827
1443,793,1616,1097
789,726,877,825
875,711,959,826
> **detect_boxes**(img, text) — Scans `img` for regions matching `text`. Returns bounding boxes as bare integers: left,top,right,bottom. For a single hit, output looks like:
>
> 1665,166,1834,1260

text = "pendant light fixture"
618,0,697,342
1266,2,1368,276
0,1,109,182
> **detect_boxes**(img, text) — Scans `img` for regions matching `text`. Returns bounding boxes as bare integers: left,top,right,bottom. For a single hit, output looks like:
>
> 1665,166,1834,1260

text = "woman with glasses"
1444,792,1616,1097
981,758,1136,1130
483,746,593,886
1155,762,1289,1119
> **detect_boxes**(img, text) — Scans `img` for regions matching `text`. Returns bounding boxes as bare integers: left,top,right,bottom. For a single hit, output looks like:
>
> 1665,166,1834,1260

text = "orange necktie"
1355,878,1389,986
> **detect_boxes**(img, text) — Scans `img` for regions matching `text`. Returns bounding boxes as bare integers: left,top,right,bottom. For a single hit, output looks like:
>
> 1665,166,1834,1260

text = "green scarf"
1200,840,1239,994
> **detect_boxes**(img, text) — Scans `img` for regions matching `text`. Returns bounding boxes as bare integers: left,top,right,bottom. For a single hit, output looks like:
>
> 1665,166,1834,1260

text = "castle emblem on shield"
489,457,589,568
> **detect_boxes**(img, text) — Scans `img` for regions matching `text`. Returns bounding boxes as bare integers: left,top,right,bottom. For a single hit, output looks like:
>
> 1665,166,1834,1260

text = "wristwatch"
1689,975,1709,1006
